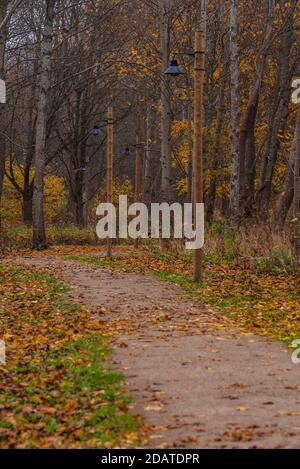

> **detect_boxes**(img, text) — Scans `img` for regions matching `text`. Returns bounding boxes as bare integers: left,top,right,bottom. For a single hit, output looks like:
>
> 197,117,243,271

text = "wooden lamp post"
134,135,142,249
192,30,205,282
106,106,113,258
164,30,205,282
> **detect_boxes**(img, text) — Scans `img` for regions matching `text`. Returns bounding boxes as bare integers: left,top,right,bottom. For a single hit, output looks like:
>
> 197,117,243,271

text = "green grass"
0,263,141,448
1,225,101,249
252,248,298,275
69,255,114,269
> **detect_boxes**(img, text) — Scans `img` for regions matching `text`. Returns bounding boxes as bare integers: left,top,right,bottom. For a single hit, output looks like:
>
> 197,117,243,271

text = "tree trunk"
206,1,228,223
0,0,8,233
159,0,172,204
144,104,152,206
71,88,89,228
229,0,239,227
272,110,299,231
293,104,300,259
22,181,34,226
22,44,39,227
73,89,84,227
75,191,84,226
32,0,56,250
81,135,88,228
238,0,275,218
257,2,296,219
80,89,89,228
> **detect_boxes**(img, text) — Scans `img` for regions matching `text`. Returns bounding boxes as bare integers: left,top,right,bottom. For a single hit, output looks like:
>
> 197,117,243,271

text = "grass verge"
0,263,141,448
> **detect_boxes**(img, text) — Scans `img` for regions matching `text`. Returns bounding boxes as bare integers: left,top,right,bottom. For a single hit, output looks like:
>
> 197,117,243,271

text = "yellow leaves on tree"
1,164,66,226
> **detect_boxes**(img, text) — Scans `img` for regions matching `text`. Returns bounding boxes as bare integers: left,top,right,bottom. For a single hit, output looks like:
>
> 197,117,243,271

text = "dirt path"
9,254,300,448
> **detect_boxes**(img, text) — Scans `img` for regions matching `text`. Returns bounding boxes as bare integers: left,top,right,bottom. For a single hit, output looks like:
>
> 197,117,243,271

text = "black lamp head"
122,147,131,157
164,59,183,76
91,126,100,136
91,125,104,137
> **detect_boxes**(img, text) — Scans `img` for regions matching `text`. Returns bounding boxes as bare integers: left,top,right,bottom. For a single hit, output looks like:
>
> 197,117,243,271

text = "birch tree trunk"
229,0,239,227
293,104,300,260
32,0,56,250
159,0,171,204
0,0,8,233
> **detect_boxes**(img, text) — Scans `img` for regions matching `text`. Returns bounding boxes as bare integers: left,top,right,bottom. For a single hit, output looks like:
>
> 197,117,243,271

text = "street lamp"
164,59,183,77
91,125,105,137
106,107,114,258
122,147,132,157
164,32,205,283
122,141,145,157
121,140,143,249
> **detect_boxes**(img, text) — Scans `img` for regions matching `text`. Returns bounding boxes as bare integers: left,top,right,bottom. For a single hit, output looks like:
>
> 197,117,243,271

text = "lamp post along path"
193,30,205,282
106,106,113,258
163,30,205,282
134,135,142,248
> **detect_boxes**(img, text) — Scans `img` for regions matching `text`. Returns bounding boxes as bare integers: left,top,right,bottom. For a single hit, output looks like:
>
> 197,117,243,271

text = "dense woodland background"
0,0,299,264
1,0,300,450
